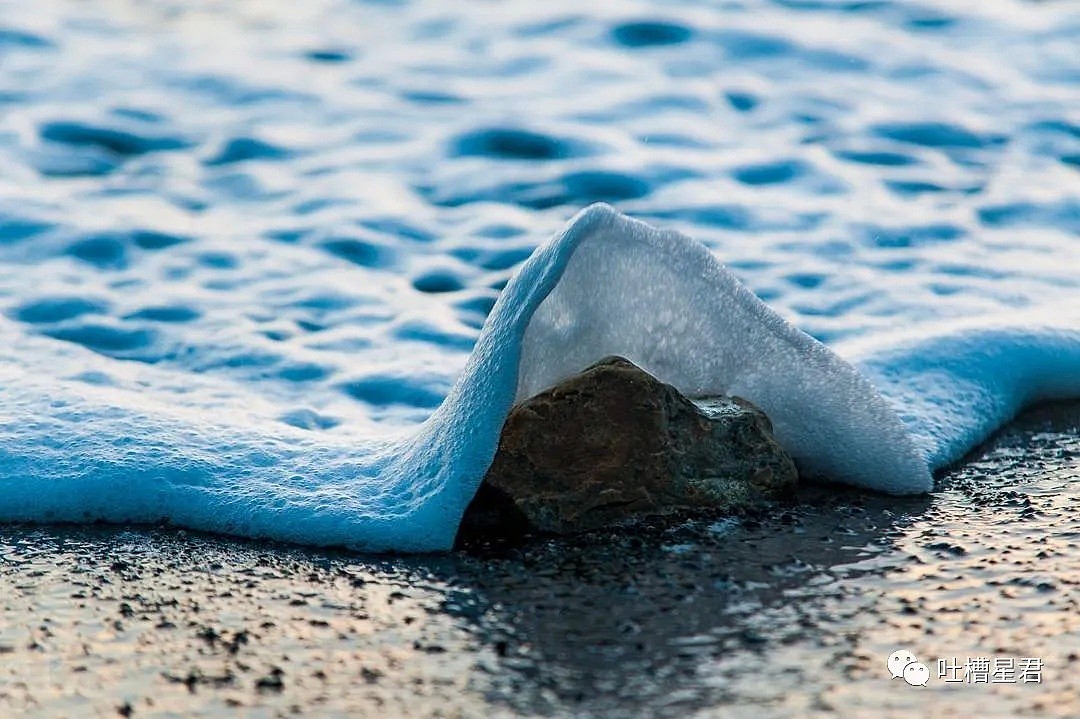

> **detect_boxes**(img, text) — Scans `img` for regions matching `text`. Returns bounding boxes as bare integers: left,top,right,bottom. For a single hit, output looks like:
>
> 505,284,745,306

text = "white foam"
512,205,931,492
842,310,1080,469
2,205,1077,550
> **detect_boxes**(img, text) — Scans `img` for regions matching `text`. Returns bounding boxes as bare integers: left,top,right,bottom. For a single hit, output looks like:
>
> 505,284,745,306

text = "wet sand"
2,402,1078,718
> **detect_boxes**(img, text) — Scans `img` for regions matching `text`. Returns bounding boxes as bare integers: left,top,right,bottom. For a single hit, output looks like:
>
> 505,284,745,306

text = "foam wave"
1,205,1077,551
842,313,1080,469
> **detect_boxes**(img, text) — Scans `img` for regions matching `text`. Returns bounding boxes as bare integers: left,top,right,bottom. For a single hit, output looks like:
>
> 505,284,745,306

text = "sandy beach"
2,401,1078,718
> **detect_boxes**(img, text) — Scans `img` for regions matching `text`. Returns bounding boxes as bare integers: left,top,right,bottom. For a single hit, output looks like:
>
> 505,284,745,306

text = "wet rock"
462,356,797,535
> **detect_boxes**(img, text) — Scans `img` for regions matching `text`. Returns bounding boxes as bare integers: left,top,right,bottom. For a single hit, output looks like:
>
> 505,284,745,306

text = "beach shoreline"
2,401,1078,718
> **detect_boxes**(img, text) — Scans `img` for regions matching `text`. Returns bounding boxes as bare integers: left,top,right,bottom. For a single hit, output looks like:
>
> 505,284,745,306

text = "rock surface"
462,356,797,535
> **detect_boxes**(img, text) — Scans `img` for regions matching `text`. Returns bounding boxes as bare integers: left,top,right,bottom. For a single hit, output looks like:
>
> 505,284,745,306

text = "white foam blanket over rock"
1,205,1077,551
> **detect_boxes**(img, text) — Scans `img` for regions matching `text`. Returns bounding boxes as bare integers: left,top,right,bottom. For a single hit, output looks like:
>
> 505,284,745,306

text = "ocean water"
0,0,1077,551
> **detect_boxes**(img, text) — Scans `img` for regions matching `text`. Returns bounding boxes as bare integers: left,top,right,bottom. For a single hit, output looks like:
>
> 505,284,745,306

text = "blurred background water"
0,0,1076,432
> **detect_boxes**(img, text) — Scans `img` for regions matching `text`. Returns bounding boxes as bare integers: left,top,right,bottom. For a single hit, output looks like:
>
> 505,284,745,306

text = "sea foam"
2,205,1076,551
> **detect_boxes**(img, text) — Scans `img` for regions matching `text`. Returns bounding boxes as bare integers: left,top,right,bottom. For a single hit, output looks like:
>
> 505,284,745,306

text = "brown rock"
462,356,797,536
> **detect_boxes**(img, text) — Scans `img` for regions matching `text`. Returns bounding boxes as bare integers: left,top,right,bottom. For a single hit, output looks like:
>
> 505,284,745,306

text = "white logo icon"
903,661,930,687
888,649,928,686
887,649,918,679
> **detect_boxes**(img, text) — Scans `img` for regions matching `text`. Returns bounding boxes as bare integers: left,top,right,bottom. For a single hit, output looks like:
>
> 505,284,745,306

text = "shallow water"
0,1,1078,546
1,402,1077,718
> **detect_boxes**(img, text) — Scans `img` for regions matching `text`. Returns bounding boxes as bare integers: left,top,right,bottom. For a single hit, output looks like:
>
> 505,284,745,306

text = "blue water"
0,0,1077,551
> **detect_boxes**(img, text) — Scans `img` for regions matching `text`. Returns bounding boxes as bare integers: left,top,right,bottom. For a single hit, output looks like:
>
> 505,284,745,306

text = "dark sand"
2,402,1078,718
